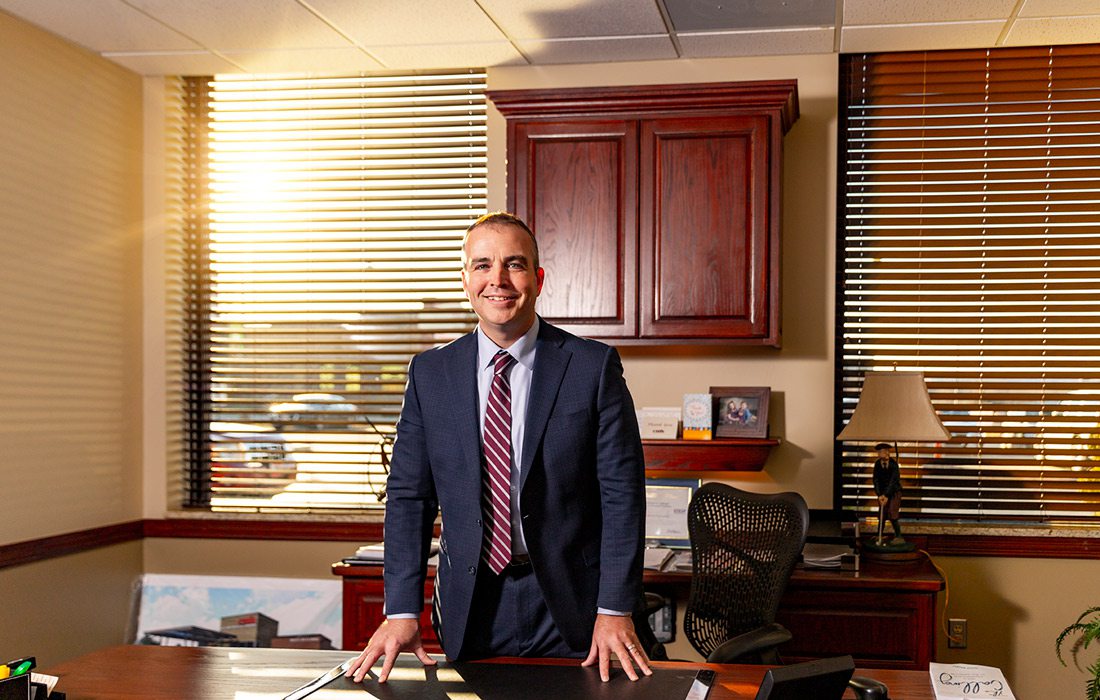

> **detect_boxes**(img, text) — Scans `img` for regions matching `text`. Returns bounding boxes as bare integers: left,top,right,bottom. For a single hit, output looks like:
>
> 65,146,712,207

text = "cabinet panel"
340,577,439,653
513,121,638,337
490,81,797,344
777,588,936,671
640,115,773,340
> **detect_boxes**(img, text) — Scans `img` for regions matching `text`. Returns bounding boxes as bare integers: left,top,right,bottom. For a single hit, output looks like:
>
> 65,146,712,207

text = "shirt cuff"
386,613,419,619
597,608,631,617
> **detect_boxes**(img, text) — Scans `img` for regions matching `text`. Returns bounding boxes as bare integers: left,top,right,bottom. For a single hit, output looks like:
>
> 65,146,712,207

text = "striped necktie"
482,350,516,574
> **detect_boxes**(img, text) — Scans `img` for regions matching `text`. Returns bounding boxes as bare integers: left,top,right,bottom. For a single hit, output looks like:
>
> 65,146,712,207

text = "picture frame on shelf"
711,386,770,439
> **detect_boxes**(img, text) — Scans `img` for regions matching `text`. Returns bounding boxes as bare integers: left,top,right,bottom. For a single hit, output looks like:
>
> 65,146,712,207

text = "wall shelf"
642,437,779,473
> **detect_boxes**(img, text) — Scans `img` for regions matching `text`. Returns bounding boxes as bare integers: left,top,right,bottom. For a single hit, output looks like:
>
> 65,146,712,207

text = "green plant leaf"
1058,623,1090,666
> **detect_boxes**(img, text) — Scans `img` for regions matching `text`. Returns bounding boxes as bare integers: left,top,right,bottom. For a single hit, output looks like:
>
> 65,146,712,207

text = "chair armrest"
705,622,792,664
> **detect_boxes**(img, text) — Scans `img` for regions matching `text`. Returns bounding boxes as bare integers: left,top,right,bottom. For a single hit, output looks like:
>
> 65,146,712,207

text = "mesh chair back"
683,482,809,659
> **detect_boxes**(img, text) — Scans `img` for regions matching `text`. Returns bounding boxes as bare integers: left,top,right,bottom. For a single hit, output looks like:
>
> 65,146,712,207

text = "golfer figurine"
872,442,903,546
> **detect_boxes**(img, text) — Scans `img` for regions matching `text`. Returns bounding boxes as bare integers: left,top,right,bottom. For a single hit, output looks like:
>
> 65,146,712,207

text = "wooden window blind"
837,46,1100,522
173,71,485,513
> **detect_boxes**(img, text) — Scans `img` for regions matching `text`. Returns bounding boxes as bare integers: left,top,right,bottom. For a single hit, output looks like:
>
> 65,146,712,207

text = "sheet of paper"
929,663,1015,699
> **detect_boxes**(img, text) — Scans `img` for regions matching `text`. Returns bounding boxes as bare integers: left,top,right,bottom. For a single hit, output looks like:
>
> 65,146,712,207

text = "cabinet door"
510,120,638,337
639,115,777,342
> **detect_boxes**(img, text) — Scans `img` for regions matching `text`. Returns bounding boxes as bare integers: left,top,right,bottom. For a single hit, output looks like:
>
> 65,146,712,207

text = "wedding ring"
626,643,637,652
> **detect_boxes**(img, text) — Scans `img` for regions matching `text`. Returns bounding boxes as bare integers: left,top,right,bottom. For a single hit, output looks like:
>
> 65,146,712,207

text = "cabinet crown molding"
488,80,799,133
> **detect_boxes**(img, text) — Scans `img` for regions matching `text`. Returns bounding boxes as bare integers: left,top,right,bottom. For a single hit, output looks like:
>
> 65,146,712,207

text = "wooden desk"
334,557,944,671
43,644,937,699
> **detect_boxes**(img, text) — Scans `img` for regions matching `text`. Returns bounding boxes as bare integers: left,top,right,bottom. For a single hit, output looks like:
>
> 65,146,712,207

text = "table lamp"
836,371,951,553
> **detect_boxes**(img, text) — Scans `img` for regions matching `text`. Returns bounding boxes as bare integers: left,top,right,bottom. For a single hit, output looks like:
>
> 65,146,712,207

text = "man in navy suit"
346,212,650,684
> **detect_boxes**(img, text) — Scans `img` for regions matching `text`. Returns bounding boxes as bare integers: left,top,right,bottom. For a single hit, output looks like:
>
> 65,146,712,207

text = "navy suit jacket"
382,319,646,659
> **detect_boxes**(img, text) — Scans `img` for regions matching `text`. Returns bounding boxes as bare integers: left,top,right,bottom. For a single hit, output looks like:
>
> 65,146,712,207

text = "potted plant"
1057,606,1100,700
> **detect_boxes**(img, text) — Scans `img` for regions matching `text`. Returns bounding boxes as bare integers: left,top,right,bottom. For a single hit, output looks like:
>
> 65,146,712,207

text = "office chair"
683,483,809,664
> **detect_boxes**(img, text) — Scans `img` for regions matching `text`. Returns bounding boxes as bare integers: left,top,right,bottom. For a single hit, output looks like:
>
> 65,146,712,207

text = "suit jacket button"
476,518,481,526
467,566,476,575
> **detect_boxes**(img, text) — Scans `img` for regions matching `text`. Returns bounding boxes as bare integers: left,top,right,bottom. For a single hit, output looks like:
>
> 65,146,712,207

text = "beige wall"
0,9,144,663
933,555,1100,700
0,543,142,667
487,55,840,507
0,10,144,545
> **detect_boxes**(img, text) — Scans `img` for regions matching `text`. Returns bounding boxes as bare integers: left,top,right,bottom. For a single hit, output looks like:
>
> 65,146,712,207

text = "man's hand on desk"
345,618,436,684
581,613,653,682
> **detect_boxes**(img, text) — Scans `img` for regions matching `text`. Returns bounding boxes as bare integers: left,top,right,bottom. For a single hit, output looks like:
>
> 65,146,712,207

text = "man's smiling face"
461,222,544,348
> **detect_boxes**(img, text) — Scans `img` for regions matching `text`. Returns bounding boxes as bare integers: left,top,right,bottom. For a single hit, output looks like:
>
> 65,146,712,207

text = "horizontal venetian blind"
183,71,484,512
838,46,1100,522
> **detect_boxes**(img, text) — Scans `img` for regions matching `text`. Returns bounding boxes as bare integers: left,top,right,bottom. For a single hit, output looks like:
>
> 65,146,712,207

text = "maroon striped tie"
482,350,516,574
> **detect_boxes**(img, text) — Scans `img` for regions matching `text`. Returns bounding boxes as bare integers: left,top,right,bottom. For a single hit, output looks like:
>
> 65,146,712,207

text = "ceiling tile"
843,0,1017,25
367,42,526,70
309,0,505,46
680,27,834,57
1004,15,1100,45
841,21,1005,53
1019,0,1100,17
0,0,198,51
100,51,242,76
125,0,348,50
221,48,385,74
478,0,666,39
664,0,835,31
516,35,676,64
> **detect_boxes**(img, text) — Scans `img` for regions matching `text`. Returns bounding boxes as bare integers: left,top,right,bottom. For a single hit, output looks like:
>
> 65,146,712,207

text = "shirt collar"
476,318,540,372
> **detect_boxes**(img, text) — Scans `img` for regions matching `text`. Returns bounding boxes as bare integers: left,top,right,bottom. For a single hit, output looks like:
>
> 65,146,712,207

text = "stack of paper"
343,541,439,566
802,543,857,569
643,547,675,571
929,663,1016,699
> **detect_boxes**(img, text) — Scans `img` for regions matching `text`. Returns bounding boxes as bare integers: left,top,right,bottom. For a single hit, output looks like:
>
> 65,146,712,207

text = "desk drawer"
777,588,936,670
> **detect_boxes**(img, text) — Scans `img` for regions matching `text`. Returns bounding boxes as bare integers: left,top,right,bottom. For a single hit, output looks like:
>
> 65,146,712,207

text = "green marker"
12,660,32,676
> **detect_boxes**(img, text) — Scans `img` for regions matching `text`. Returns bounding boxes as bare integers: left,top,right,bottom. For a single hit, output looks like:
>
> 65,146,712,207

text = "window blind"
176,71,485,512
838,46,1100,522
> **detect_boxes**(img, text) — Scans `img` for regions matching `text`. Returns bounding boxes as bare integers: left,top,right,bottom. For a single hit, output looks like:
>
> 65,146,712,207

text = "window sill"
869,521,1100,559
148,510,386,542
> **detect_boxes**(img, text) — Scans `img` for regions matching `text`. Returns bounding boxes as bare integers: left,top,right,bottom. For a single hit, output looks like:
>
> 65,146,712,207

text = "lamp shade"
837,371,951,443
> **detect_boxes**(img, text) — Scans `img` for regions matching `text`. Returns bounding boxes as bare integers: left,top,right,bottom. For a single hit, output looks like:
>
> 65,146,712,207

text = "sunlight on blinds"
183,71,484,512
839,47,1100,522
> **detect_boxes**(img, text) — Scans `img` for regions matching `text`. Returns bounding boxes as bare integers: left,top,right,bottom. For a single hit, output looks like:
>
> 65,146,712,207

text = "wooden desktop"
333,556,944,671
43,644,938,699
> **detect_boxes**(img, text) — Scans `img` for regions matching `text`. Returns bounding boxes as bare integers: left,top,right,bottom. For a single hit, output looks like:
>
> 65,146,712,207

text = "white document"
929,663,1015,699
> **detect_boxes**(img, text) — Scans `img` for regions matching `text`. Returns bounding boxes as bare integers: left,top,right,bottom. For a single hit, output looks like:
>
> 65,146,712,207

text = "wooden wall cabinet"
488,81,799,345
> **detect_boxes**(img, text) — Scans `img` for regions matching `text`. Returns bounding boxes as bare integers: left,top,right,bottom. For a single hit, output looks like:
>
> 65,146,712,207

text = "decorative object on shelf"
710,386,770,439
682,393,713,440
636,406,681,439
836,371,951,555
1056,606,1100,700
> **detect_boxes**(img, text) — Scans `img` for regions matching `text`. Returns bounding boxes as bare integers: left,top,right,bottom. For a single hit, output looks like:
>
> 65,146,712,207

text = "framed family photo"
711,386,770,438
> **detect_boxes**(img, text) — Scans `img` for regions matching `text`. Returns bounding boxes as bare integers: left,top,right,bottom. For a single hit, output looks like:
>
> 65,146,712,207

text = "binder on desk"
0,674,29,700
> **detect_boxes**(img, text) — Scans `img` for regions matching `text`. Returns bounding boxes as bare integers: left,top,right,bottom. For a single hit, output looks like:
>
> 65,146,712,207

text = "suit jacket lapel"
520,320,571,491
443,332,483,483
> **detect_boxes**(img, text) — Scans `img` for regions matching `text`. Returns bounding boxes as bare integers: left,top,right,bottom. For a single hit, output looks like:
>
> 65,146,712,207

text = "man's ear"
535,267,545,295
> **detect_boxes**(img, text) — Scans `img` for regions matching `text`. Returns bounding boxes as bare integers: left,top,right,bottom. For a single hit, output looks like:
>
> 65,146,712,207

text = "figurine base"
862,537,921,563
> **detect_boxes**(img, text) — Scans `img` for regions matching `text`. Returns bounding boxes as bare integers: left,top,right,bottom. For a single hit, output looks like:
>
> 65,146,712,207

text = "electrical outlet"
948,618,968,649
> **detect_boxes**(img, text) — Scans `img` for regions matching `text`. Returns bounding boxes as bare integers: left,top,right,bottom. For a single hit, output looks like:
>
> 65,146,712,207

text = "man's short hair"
874,442,892,451
464,212,540,269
